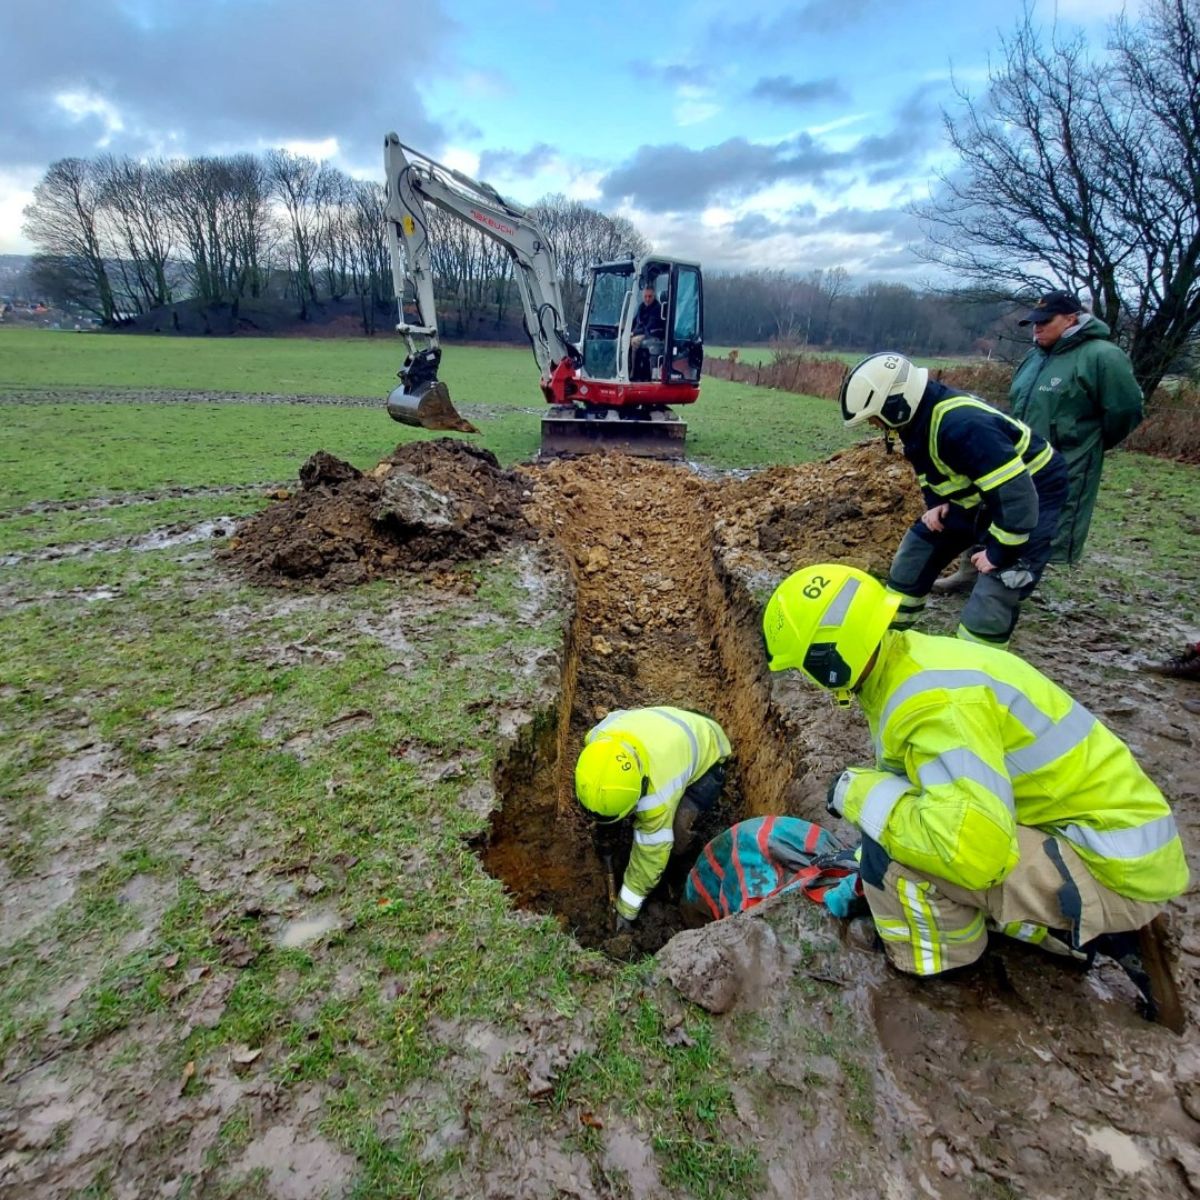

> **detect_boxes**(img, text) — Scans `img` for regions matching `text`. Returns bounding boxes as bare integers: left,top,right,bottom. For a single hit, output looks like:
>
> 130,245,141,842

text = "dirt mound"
715,441,922,578
224,439,530,588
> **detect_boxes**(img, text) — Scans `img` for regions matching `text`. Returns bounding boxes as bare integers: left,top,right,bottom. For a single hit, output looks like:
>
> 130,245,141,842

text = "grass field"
707,344,969,369
1,326,1197,1198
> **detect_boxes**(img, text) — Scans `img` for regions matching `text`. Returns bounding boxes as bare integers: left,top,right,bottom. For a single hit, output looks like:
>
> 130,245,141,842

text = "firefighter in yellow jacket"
762,563,1188,1030
575,707,732,928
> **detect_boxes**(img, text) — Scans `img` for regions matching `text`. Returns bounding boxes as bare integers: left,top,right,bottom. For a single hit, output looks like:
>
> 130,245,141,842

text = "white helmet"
839,352,928,429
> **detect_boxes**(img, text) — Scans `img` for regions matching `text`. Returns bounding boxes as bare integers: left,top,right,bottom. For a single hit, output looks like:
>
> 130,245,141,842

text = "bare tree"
96,156,175,313
23,158,117,323
916,0,1200,392
266,150,323,318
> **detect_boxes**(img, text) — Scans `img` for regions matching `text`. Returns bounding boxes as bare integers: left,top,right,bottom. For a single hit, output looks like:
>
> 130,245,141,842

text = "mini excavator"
383,134,704,458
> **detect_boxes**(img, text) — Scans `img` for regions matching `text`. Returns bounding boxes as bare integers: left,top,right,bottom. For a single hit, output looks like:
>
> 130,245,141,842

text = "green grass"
1,328,1195,1199
707,343,969,369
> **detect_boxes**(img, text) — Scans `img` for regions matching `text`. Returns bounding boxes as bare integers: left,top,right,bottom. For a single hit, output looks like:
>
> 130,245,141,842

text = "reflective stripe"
638,768,692,813
618,884,645,911
944,911,987,943
822,577,860,628
1000,920,1047,944
857,773,911,839
1057,813,1179,861
1026,444,1054,475
653,708,700,779
899,878,940,974
955,624,1008,647
880,670,1052,741
976,454,1026,492
927,474,974,498
916,747,1014,813
634,827,674,846
1005,701,1096,776
988,524,1030,546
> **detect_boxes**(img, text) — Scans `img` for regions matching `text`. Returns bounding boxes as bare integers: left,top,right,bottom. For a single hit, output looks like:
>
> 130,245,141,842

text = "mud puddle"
482,445,919,955
0,517,241,567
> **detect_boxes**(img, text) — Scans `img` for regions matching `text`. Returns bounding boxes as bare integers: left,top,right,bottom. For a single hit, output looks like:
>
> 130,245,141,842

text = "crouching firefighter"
762,563,1189,1031
840,352,1069,648
574,707,732,931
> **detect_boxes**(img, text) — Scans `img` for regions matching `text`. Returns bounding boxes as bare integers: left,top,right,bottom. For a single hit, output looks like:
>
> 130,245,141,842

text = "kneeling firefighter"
762,563,1189,1031
575,707,731,930
840,352,1069,648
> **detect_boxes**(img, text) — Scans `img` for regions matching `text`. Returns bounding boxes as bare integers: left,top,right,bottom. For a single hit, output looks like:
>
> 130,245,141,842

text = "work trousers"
888,458,1069,646
859,825,1162,977
671,761,727,852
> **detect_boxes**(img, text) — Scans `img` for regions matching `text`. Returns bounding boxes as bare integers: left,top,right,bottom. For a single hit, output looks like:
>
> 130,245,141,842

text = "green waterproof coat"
1008,316,1143,564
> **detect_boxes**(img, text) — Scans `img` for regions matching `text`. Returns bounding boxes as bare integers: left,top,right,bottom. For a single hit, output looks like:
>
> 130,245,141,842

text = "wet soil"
223,439,532,588
482,443,921,955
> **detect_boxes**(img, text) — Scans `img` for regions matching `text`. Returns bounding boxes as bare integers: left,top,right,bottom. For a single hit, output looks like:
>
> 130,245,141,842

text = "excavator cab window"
582,265,632,380
667,264,703,383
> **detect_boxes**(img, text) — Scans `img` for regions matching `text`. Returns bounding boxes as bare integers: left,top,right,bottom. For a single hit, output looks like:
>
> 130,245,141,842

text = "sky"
0,0,1131,281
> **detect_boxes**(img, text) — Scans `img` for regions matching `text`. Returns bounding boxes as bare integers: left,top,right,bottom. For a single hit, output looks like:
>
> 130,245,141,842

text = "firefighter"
574,706,731,929
840,352,1069,648
761,563,1189,1030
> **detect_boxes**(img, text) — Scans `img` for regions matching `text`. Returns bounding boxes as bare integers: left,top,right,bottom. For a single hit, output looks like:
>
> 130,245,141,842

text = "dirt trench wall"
483,445,915,952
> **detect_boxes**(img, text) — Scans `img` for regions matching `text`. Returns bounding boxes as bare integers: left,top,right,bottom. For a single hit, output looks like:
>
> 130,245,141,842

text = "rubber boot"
1145,643,1200,681
933,550,978,594
1090,917,1185,1033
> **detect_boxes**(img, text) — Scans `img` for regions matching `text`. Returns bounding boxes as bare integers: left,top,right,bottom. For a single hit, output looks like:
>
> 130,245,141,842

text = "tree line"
704,269,1017,358
21,153,649,338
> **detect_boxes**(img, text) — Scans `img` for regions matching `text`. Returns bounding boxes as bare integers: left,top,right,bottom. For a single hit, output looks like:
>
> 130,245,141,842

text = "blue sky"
0,0,1129,279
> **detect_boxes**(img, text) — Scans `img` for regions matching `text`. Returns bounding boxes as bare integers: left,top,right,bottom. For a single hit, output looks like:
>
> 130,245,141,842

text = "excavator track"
540,408,687,459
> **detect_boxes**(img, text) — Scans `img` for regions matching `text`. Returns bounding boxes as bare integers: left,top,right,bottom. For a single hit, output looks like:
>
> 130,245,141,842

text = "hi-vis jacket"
900,380,1060,569
842,631,1187,902
586,707,731,919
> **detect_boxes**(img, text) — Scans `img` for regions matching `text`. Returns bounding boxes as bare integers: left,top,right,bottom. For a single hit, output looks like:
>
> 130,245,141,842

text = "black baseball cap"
1018,290,1084,326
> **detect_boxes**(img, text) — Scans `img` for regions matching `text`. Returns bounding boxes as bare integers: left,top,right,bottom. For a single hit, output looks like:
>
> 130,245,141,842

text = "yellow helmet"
762,564,900,705
575,735,646,821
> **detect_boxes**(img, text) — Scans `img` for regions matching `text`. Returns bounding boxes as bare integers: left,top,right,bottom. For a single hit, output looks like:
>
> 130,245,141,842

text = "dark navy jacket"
900,380,1062,568
632,299,665,338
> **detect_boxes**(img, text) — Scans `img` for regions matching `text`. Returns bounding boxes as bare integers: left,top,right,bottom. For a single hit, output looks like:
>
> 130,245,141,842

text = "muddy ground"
483,441,1200,1197
3,432,1198,1199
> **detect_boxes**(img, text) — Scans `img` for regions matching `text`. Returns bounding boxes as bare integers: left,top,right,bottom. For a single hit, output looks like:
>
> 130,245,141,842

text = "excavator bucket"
386,381,479,434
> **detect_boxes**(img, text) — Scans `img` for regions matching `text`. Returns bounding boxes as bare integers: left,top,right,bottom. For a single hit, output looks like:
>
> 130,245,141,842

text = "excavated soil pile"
484,442,921,956
715,442,921,578
224,440,531,588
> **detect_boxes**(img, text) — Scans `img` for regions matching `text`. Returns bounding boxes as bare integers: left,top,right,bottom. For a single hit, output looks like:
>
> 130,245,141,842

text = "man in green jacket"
1008,290,1144,564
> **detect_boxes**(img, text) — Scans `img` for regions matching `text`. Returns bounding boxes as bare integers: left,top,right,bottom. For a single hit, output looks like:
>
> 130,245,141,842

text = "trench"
482,457,821,955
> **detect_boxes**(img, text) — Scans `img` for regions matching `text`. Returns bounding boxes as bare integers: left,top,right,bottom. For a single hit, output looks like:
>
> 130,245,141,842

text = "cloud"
0,0,453,172
478,143,560,178
747,76,850,107
627,59,716,88
717,0,879,44
599,134,842,212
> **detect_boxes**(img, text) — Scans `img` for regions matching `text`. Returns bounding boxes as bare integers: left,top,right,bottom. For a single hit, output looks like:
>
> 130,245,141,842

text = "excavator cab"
539,257,703,457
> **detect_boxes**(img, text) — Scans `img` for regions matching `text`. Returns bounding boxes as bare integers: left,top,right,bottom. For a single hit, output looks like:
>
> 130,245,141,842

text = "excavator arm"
383,133,579,429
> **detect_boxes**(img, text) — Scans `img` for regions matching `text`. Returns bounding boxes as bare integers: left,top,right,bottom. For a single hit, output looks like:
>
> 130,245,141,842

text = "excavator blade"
387,381,479,434
540,410,686,459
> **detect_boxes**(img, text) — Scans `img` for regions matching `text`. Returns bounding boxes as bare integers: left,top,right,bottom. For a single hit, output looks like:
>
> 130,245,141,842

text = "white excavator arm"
383,133,579,425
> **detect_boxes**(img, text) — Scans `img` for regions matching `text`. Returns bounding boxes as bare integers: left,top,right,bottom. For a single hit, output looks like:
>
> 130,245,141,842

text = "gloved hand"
826,770,853,818
823,873,862,919
613,913,635,934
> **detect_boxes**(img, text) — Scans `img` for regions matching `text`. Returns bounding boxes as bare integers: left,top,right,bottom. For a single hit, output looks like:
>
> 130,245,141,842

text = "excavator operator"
631,283,666,380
